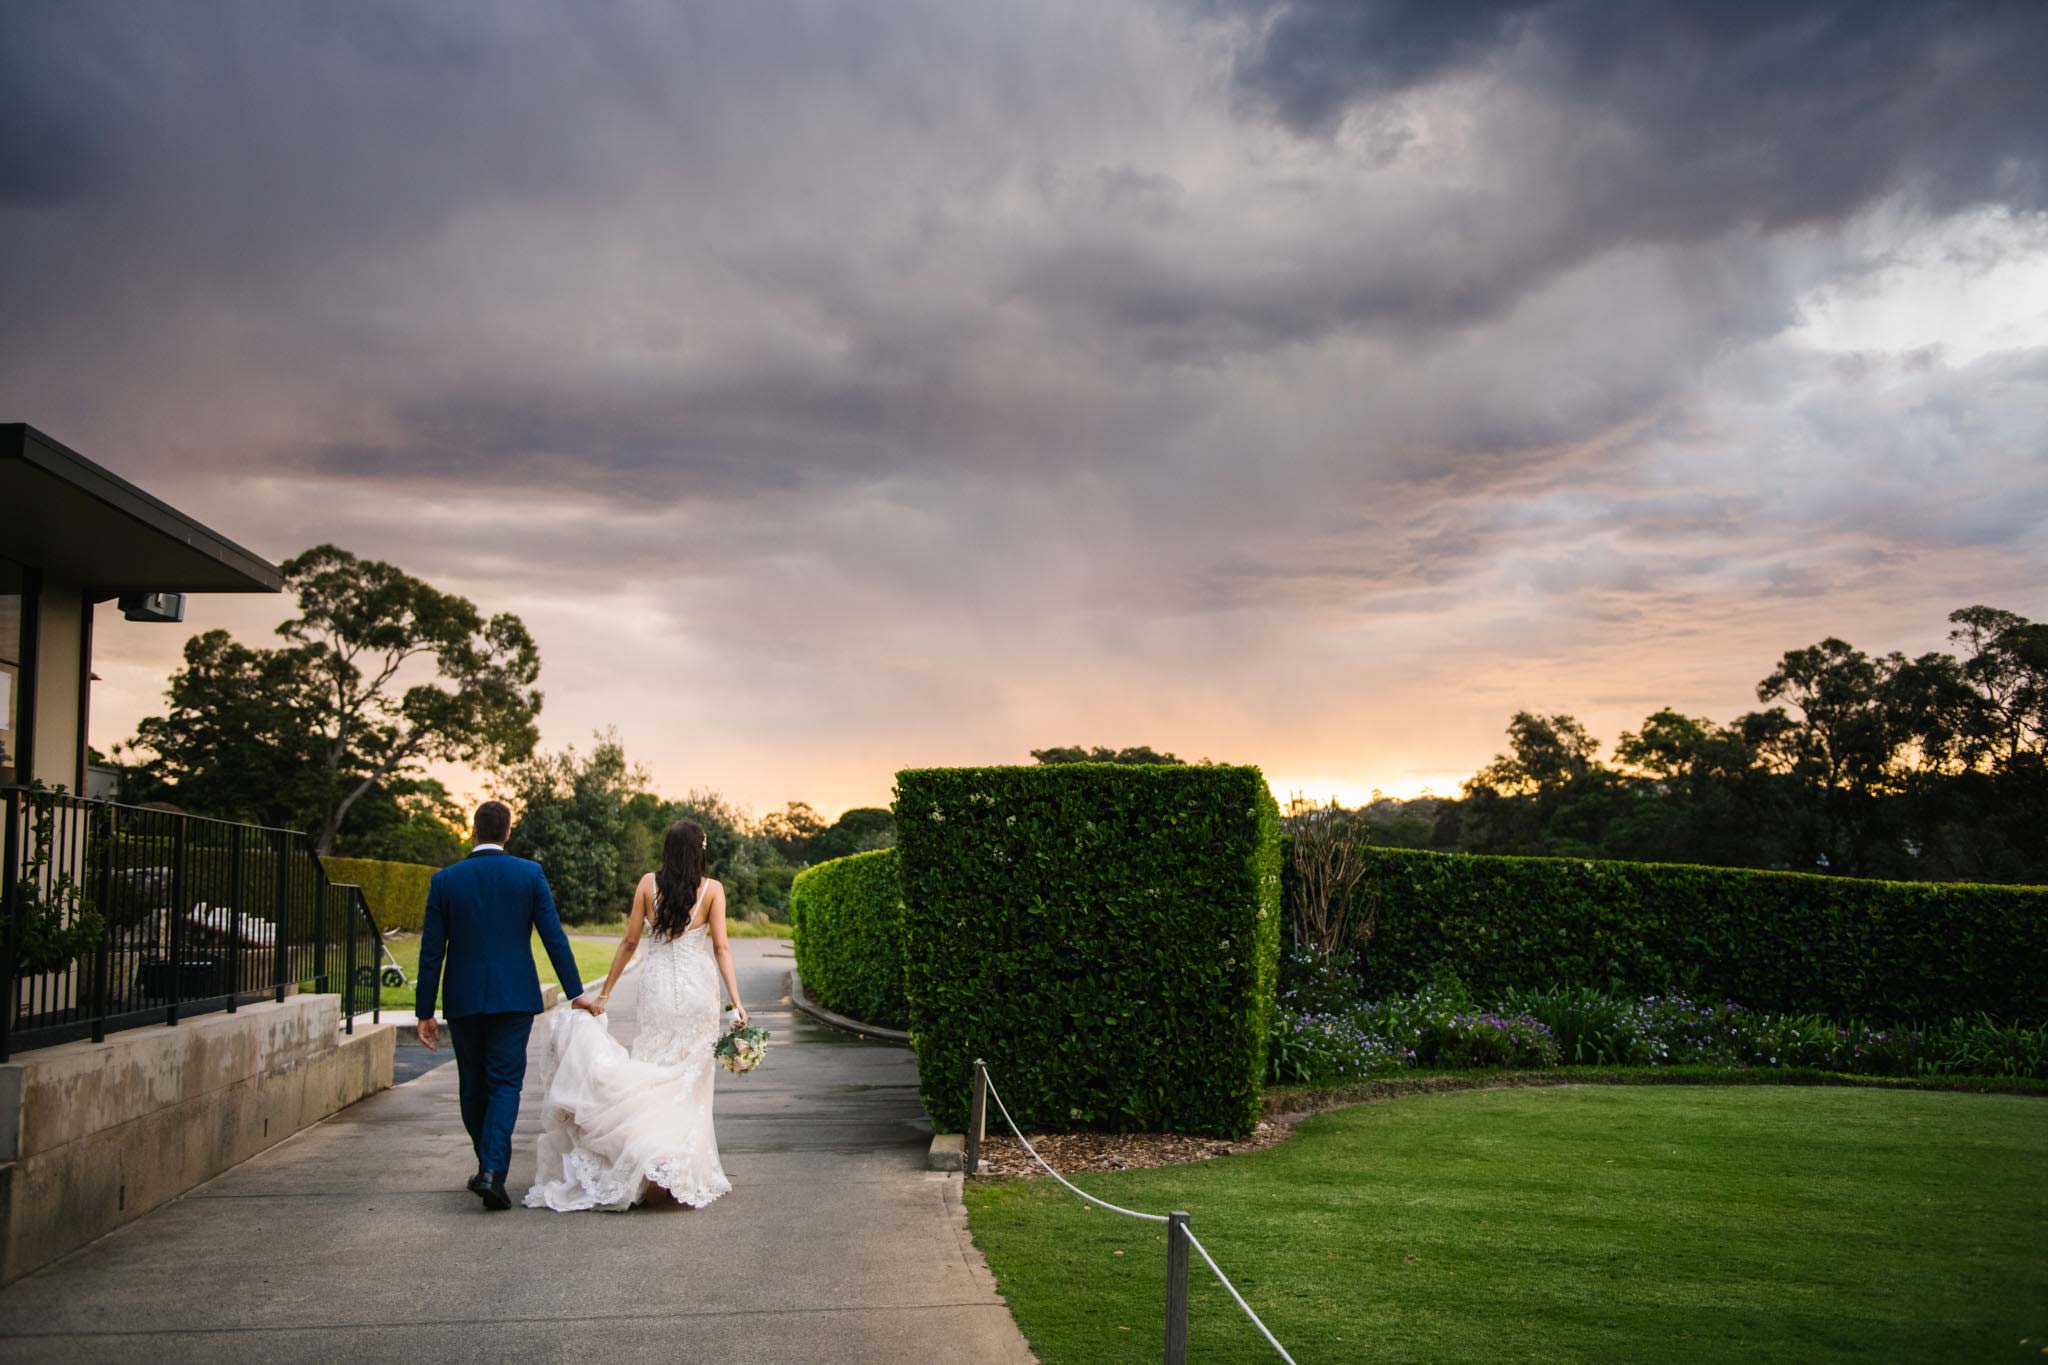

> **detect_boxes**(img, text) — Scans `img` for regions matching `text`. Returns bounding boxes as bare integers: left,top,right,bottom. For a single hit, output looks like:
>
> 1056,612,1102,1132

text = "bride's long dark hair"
650,819,708,939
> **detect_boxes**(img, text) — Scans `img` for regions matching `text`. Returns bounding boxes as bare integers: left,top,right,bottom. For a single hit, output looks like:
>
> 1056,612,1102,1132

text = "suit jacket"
414,849,584,1019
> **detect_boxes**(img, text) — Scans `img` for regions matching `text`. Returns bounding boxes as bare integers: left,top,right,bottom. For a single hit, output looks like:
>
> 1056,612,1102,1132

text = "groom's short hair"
474,800,513,845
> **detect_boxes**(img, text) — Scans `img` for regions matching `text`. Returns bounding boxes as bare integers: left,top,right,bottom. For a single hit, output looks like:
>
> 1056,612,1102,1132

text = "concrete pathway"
0,939,1033,1364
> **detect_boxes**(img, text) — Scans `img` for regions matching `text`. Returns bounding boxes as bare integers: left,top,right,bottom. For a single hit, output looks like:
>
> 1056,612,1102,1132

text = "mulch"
971,1120,1293,1177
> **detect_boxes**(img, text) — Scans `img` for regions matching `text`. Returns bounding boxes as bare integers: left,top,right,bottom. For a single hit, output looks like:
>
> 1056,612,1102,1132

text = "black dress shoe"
466,1171,489,1197
477,1171,512,1211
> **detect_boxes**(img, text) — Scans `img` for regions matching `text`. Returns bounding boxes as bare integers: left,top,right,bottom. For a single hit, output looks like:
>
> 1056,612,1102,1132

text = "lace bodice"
630,924,722,1066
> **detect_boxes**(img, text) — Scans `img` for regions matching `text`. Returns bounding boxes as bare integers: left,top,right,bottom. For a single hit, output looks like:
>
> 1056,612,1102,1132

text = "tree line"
112,545,2042,897
1366,605,2046,884
490,736,892,923
113,545,892,920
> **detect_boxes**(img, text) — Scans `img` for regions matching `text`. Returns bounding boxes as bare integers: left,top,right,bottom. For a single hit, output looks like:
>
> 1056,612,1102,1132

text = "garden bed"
1262,1064,2048,1117
974,1122,1291,1177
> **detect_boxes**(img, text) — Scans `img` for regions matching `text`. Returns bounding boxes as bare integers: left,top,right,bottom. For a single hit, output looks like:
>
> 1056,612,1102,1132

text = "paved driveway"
0,938,1033,1364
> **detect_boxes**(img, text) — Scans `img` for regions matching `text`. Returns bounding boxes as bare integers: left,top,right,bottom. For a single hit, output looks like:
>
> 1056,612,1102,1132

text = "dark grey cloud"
1,1,2042,809
1222,1,2048,217
1026,0,2048,352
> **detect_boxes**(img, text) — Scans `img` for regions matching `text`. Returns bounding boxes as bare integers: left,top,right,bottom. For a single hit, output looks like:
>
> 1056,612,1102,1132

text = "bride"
525,819,748,1212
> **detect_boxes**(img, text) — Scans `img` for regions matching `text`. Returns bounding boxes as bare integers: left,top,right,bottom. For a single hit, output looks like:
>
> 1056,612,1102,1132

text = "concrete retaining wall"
0,997,394,1284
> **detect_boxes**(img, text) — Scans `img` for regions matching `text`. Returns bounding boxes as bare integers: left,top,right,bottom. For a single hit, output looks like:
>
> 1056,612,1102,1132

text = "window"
0,558,22,786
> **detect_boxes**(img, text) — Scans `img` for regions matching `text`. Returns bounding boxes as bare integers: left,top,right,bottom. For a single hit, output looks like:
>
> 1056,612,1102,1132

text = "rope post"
1165,1211,1191,1365
965,1058,988,1176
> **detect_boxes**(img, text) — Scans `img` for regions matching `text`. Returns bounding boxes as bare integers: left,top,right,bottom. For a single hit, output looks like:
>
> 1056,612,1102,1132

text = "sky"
6,0,2047,818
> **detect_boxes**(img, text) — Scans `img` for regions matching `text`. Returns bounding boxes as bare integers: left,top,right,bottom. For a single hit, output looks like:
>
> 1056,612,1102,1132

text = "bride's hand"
732,1005,748,1028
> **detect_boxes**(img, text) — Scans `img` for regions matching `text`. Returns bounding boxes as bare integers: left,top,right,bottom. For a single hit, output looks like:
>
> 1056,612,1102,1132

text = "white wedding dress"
524,882,733,1212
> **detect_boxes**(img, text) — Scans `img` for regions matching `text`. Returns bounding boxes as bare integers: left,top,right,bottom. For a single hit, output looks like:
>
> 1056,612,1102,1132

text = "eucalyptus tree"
279,545,543,854
126,545,542,854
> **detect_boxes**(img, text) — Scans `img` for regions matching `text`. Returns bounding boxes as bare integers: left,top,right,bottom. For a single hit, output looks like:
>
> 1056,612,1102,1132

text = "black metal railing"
0,786,384,1060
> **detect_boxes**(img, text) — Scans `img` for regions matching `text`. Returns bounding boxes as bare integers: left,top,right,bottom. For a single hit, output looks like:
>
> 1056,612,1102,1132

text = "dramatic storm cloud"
5,0,2045,812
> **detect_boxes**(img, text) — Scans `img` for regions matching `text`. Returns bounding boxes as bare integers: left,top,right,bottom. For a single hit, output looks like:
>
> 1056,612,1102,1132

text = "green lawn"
573,912,793,939
373,933,624,1010
964,1085,2048,1364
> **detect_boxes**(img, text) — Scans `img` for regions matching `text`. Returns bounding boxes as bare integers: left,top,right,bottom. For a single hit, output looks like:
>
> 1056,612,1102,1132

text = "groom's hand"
417,1016,439,1051
571,993,603,1017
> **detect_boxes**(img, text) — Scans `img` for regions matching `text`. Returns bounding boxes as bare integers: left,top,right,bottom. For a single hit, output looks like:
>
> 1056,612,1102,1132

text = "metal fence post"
315,884,330,996
366,890,380,1025
226,824,244,1013
1165,1211,1191,1365
272,831,289,1004
343,887,356,1035
91,805,114,1042
1,788,20,1063
165,817,188,1027
966,1058,988,1176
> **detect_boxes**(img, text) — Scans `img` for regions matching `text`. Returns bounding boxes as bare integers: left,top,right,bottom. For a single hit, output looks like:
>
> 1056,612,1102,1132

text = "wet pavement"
0,938,1032,1364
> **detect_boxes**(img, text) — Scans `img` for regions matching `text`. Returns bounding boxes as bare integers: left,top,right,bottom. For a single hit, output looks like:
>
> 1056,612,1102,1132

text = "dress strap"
684,878,714,933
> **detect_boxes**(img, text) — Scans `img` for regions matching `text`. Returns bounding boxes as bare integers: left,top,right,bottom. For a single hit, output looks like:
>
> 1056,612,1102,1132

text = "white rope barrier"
977,1069,1297,1363
1184,1228,1297,1365
981,1073,1168,1222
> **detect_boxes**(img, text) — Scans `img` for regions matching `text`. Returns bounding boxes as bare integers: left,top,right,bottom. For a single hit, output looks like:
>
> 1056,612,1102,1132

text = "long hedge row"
319,855,439,933
1345,846,2048,1023
789,848,908,1029
896,764,1282,1139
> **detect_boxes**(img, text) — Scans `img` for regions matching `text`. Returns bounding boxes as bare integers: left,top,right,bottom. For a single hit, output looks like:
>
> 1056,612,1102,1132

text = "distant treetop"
1029,745,1185,765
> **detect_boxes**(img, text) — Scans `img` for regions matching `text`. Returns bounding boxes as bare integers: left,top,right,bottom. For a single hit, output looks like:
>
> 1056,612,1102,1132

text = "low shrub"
1352,970,1477,1052
1277,983,2048,1087
1504,986,1652,1066
1417,1011,1562,1069
897,763,1282,1138
1920,1016,2048,1078
1276,947,1362,1017
789,848,906,1029
1267,1009,1414,1085
320,855,438,932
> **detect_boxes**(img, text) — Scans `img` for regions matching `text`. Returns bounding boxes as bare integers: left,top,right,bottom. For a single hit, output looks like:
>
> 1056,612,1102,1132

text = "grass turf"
373,933,625,1009
964,1085,2048,1363
573,912,794,939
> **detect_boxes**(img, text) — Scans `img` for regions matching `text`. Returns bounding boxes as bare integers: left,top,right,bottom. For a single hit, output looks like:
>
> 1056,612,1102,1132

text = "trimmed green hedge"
319,855,439,933
1346,847,2048,1023
897,764,1282,1139
790,849,907,1028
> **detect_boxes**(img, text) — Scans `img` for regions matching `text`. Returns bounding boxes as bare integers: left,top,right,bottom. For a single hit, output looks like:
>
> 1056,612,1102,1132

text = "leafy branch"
5,783,105,977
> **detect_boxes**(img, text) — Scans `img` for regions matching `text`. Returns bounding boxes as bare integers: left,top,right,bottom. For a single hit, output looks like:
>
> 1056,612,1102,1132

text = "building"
1,423,282,791
2,424,393,1285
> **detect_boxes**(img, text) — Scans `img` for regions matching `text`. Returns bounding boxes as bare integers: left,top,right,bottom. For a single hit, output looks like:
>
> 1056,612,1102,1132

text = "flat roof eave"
4,423,284,595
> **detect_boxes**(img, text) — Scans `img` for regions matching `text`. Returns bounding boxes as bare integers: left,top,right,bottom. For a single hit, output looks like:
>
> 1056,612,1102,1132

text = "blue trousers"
447,1011,533,1175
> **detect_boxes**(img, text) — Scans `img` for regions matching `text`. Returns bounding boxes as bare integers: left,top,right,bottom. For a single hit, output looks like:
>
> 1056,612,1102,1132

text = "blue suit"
415,849,585,1176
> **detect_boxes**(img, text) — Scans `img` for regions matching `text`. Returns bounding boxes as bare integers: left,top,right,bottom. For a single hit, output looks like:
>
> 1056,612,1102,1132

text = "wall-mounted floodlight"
117,591,186,623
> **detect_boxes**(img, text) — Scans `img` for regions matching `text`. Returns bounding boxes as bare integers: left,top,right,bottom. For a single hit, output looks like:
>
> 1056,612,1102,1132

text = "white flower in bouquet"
714,1017,771,1075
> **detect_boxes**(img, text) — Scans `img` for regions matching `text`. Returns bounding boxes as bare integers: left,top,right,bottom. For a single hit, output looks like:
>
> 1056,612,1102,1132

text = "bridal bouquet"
714,1017,770,1075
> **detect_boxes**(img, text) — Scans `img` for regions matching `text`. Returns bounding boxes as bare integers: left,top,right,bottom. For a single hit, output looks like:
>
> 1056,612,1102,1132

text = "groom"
415,800,599,1210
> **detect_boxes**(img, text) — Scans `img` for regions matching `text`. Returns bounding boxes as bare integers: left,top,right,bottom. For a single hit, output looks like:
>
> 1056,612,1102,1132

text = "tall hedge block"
791,848,908,1029
319,856,439,933
1350,847,2048,1023
896,764,1281,1139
